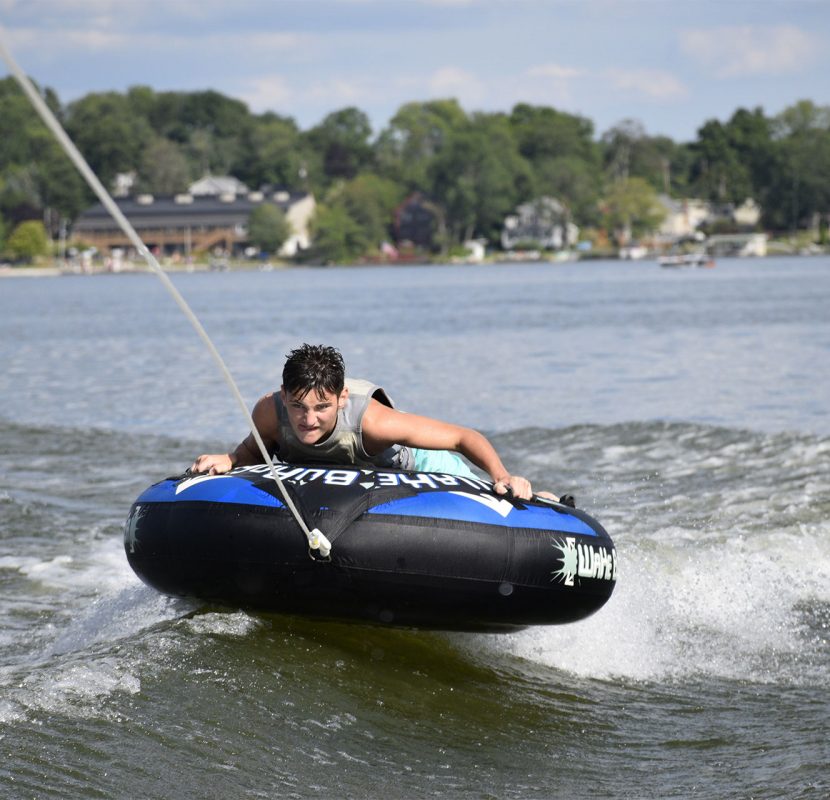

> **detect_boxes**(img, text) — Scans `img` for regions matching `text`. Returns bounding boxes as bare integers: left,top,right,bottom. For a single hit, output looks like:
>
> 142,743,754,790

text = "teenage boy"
191,343,540,500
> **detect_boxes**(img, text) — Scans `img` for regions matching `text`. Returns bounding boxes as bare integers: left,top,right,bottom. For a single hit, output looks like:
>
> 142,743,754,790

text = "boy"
191,343,536,500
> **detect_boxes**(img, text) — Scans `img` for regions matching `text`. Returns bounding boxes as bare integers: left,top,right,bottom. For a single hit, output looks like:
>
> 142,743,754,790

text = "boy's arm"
190,394,280,475
362,401,533,499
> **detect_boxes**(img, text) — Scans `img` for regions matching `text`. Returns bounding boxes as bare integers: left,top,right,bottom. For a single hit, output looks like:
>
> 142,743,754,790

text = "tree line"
1,76,829,262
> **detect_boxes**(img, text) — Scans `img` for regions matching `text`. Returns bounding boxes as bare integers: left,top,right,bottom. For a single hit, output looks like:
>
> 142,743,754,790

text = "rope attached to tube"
0,31,331,559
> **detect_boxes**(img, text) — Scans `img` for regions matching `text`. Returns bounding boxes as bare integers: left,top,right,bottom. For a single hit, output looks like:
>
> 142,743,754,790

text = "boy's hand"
493,475,532,500
190,453,233,475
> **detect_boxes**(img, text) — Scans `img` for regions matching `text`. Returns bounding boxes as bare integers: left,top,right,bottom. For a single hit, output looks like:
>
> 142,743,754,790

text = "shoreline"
2,250,828,279
0,262,277,278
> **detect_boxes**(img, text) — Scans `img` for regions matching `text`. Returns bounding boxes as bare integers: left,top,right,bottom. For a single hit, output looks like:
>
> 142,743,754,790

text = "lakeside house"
393,192,444,251
707,232,768,257
655,195,711,241
656,196,762,242
501,196,579,252
72,176,315,258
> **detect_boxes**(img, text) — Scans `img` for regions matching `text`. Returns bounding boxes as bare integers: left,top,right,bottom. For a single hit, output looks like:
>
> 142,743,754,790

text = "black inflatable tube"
125,464,617,632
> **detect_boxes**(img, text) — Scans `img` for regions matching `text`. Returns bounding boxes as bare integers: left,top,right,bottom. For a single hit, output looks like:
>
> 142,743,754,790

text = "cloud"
680,24,818,77
6,26,129,52
427,66,486,104
1,0,264,23
239,72,399,122
526,63,584,80
4,24,306,62
525,63,686,107
237,74,295,113
607,69,688,101
307,77,370,106
241,74,365,114
521,63,586,107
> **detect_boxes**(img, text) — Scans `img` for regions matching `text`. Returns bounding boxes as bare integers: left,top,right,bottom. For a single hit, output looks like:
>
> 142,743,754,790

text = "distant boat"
658,251,715,269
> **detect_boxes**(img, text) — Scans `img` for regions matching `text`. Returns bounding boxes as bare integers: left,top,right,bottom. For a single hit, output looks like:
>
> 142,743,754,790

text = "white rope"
0,30,330,558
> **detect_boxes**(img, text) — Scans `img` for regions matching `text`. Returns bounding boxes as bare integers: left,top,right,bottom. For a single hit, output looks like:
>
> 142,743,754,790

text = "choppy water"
1,258,828,798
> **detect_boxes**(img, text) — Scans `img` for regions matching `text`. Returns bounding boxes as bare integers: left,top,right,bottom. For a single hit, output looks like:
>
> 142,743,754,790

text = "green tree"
601,119,691,197
125,85,156,121
179,91,253,176
430,112,532,244
310,203,368,263
507,103,601,229
532,156,602,226
247,203,291,253
6,219,49,261
689,119,752,204
0,77,88,226
239,113,309,188
0,164,41,224
374,99,467,190
305,107,374,185
181,90,252,140
761,101,830,231
601,177,666,243
65,91,153,188
140,89,253,160
510,103,598,164
332,173,405,247
772,99,830,138
12,74,830,244
134,136,192,194
602,119,643,182
36,141,90,224
0,77,44,166
185,128,214,177
725,108,773,186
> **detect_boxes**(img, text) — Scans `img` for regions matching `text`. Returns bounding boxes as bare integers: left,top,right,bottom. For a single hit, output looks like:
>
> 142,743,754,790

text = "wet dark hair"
282,344,346,399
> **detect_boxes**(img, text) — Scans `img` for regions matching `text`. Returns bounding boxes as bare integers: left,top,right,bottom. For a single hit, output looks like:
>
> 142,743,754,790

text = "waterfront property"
707,232,768,257
656,196,762,242
394,192,445,251
72,184,316,258
501,196,579,252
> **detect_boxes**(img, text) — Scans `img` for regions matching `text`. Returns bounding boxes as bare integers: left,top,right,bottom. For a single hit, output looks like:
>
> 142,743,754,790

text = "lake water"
1,257,828,798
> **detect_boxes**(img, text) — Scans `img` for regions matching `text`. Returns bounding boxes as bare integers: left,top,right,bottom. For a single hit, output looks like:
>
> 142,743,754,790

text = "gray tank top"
273,378,415,469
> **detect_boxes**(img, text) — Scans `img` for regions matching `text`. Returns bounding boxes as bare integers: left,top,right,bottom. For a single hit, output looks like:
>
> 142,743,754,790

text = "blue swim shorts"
411,448,478,479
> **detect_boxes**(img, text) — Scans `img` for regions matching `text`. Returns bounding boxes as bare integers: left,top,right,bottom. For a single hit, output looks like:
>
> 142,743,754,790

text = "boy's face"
281,385,348,445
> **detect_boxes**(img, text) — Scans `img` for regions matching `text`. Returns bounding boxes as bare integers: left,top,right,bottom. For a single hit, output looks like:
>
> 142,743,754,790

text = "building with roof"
393,192,445,251
188,175,250,197
655,195,711,241
655,196,762,243
71,188,315,258
501,196,578,251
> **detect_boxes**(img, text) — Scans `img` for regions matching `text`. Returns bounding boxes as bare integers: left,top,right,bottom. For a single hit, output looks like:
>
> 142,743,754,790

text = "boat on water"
658,251,715,268
124,463,617,632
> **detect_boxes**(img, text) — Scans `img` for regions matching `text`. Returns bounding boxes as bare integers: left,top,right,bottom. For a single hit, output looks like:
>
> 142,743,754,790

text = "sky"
1,0,829,143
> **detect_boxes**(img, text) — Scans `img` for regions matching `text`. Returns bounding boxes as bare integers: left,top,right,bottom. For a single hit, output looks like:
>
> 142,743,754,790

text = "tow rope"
0,31,331,559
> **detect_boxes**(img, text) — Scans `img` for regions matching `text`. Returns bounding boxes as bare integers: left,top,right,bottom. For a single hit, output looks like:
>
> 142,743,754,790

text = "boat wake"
1,417,828,720
479,422,830,685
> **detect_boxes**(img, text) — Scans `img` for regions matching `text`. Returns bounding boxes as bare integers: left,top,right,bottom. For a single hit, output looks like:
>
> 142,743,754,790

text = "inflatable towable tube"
124,463,617,632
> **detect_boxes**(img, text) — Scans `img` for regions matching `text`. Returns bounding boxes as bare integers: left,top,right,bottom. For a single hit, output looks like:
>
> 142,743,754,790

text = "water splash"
479,423,830,686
